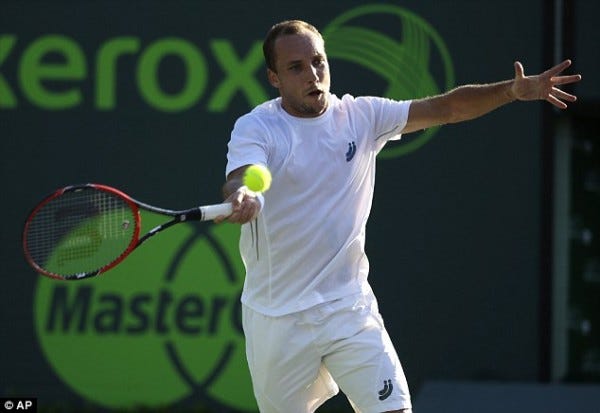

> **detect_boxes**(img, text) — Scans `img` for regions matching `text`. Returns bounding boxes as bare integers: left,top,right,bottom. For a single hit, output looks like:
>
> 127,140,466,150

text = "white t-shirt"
226,93,411,316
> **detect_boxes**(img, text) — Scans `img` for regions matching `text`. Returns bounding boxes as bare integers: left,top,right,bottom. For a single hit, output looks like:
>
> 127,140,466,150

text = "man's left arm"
402,59,582,134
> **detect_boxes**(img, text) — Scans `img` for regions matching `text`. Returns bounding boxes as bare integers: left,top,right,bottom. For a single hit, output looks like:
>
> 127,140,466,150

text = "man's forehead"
274,32,326,60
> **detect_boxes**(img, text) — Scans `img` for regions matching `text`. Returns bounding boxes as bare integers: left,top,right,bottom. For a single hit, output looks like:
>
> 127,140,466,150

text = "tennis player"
219,20,581,413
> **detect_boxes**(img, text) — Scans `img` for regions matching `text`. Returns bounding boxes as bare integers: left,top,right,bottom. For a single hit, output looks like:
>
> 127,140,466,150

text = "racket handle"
199,203,233,220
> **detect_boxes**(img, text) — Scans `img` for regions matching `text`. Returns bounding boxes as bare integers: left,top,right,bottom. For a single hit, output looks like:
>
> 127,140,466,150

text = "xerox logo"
0,35,267,112
34,212,255,412
1,4,452,157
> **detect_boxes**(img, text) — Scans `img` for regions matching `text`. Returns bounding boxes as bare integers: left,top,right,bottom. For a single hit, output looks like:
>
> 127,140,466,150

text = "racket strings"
25,189,137,277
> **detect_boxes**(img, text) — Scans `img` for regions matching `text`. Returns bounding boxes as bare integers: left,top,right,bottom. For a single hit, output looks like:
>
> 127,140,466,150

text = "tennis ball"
243,164,272,192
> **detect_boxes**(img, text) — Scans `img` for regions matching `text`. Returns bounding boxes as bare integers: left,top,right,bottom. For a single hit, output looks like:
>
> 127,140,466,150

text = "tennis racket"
22,183,232,281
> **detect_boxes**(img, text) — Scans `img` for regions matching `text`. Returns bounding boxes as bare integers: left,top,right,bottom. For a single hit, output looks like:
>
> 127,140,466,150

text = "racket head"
22,184,141,280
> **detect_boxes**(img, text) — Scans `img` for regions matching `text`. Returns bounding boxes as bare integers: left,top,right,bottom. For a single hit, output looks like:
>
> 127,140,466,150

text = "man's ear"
267,69,280,88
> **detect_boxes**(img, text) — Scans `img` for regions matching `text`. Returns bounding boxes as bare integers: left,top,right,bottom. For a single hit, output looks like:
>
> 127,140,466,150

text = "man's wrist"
239,185,265,211
505,80,518,102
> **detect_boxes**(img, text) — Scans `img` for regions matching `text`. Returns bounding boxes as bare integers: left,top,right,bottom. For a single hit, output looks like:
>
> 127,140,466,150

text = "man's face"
267,31,331,118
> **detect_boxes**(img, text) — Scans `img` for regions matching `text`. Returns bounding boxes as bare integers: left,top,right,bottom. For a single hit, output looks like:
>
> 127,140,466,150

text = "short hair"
263,20,323,72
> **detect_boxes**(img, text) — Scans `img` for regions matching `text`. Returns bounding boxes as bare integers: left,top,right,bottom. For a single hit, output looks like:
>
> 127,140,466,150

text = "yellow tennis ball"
243,164,272,192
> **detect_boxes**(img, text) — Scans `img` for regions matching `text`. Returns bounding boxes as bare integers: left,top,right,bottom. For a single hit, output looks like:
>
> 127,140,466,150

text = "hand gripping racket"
22,183,232,280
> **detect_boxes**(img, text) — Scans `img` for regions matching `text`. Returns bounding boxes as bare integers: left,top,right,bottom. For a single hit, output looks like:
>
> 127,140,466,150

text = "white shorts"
242,291,412,413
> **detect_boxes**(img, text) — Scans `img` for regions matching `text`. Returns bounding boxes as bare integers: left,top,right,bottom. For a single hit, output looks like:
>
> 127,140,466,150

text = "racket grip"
200,203,233,220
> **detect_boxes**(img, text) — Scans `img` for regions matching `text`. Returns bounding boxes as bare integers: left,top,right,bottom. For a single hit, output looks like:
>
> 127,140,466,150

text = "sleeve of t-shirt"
225,114,269,178
348,96,410,155
367,97,412,141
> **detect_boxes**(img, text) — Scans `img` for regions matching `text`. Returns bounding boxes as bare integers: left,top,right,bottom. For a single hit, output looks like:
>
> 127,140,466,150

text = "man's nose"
306,65,319,82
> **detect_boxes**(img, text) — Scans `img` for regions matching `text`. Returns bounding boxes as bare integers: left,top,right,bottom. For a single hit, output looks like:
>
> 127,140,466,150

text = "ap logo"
323,4,455,158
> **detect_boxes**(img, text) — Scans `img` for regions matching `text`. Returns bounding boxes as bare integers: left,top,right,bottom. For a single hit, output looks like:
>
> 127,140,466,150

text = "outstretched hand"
511,59,582,109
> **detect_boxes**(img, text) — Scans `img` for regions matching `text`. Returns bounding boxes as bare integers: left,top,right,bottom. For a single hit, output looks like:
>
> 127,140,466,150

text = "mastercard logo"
34,212,255,411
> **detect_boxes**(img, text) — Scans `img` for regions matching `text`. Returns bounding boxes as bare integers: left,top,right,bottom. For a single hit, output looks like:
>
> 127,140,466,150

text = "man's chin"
307,95,328,114
284,97,329,117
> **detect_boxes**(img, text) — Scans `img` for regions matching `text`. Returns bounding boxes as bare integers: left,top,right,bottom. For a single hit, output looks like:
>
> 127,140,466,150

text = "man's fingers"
547,94,568,109
514,61,525,79
551,74,583,86
546,59,572,76
546,85,579,109
551,86,577,102
224,192,261,224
